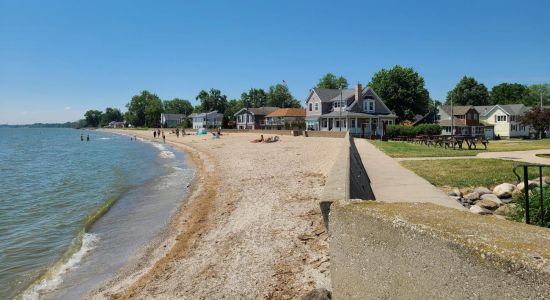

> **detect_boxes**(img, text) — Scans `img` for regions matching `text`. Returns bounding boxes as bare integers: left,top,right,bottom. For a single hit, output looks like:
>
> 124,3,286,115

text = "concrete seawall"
329,201,550,299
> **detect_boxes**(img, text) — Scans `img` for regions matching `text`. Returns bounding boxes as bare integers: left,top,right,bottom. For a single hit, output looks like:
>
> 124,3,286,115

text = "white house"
189,111,223,129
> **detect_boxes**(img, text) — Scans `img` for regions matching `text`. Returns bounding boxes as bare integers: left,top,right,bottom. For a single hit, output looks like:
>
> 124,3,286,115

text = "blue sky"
1,0,549,124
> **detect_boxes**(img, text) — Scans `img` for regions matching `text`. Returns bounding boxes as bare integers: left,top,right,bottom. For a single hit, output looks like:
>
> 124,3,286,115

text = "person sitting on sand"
250,135,264,143
263,136,280,143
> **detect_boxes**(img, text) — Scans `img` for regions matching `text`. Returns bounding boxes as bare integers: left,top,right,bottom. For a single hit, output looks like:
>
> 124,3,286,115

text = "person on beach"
86,135,90,141
154,131,157,138
162,132,166,143
157,129,161,137
80,134,84,141
134,135,137,141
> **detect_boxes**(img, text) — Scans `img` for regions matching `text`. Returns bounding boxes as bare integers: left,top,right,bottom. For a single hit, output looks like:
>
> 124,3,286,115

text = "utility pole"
339,85,343,132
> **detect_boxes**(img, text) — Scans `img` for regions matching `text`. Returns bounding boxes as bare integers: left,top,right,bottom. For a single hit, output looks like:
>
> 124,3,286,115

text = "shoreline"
92,129,336,299
91,130,216,299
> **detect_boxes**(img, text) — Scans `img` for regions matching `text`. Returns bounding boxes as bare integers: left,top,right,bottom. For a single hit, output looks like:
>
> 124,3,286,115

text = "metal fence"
512,163,548,225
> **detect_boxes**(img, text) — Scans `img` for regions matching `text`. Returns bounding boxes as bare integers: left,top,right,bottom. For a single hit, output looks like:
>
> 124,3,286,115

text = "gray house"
305,83,397,137
160,113,186,127
189,111,223,129
234,107,279,129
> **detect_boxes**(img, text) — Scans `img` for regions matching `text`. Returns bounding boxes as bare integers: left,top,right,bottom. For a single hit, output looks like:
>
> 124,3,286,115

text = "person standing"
86,135,90,141
154,131,157,138
81,134,84,141
162,131,166,144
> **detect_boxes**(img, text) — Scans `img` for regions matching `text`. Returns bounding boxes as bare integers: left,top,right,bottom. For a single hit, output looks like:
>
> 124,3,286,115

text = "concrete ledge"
304,131,347,138
330,201,550,299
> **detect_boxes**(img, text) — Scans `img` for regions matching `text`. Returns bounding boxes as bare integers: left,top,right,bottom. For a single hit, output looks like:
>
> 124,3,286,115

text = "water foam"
159,150,175,159
22,233,99,300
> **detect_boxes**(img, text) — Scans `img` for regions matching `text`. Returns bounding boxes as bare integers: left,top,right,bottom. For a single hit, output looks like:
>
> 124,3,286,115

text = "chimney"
355,82,362,101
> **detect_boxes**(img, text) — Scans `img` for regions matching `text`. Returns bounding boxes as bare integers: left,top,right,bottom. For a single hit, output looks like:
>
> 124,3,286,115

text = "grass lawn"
368,140,481,158
400,159,550,188
370,139,550,158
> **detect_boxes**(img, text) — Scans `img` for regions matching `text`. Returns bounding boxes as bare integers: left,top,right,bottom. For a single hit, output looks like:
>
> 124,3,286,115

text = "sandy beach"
93,130,342,299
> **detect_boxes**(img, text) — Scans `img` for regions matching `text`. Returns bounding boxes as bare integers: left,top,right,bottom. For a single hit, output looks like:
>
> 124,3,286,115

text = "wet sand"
93,130,342,299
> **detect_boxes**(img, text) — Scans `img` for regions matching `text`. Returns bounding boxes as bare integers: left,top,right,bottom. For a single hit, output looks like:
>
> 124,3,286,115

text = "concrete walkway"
353,139,465,210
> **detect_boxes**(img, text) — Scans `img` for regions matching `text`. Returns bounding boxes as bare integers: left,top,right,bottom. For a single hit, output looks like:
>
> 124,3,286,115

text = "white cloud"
64,106,71,111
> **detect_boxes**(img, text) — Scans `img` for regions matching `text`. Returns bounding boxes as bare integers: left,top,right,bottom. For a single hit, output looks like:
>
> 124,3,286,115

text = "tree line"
82,69,550,128
82,82,300,128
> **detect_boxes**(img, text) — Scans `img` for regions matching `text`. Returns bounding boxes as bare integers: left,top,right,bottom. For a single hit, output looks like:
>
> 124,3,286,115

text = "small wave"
97,137,111,140
22,233,99,300
159,150,175,159
150,142,167,151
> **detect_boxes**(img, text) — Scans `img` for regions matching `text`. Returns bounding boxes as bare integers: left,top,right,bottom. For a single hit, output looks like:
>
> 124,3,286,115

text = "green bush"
415,124,442,135
386,124,441,138
510,185,550,228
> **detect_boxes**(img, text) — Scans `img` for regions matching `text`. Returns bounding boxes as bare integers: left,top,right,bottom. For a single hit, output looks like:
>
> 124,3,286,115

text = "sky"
1,0,549,124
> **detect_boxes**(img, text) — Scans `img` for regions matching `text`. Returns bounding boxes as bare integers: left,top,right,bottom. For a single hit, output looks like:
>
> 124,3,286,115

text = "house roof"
266,108,306,117
500,104,528,115
161,113,186,120
473,106,494,116
234,107,279,116
312,88,348,102
191,110,222,117
440,105,475,116
321,111,397,118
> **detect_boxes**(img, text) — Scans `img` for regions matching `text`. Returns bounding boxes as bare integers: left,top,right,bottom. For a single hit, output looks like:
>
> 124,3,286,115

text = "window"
335,120,340,128
497,115,506,122
363,100,375,113
309,103,312,111
333,101,346,109
314,103,319,111
351,119,356,128
511,124,517,131
435,114,441,121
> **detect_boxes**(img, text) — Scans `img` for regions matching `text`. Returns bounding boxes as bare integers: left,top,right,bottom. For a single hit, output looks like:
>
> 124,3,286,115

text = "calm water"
0,128,194,299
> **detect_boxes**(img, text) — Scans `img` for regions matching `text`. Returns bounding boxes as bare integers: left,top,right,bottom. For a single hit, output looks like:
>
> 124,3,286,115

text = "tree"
195,89,228,113
163,98,193,115
489,83,529,105
446,76,489,106
240,88,268,108
125,91,163,127
367,65,430,121
84,110,103,127
523,83,550,106
267,84,301,108
317,73,348,89
520,106,550,138
101,107,123,127
224,99,245,127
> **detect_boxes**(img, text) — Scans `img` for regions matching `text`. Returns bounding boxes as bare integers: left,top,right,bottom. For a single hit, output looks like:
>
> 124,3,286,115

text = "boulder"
475,199,499,210
470,205,493,215
532,177,549,187
493,183,516,198
474,187,492,195
495,204,511,216
500,198,513,204
480,193,503,206
301,288,332,300
449,196,461,202
464,192,480,201
517,181,537,192
448,188,462,197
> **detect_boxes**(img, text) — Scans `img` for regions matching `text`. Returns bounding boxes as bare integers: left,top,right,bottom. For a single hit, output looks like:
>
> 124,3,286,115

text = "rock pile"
447,177,549,216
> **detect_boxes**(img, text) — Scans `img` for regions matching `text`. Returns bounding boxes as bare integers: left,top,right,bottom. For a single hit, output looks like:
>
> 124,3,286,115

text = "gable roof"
234,107,279,116
266,108,306,117
311,88,346,102
440,105,476,116
191,110,222,118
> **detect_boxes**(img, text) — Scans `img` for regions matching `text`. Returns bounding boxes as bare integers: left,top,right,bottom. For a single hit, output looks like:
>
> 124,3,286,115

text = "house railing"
512,163,548,226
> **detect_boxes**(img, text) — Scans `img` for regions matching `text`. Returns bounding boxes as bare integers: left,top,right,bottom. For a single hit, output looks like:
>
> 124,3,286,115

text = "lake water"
0,128,194,299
